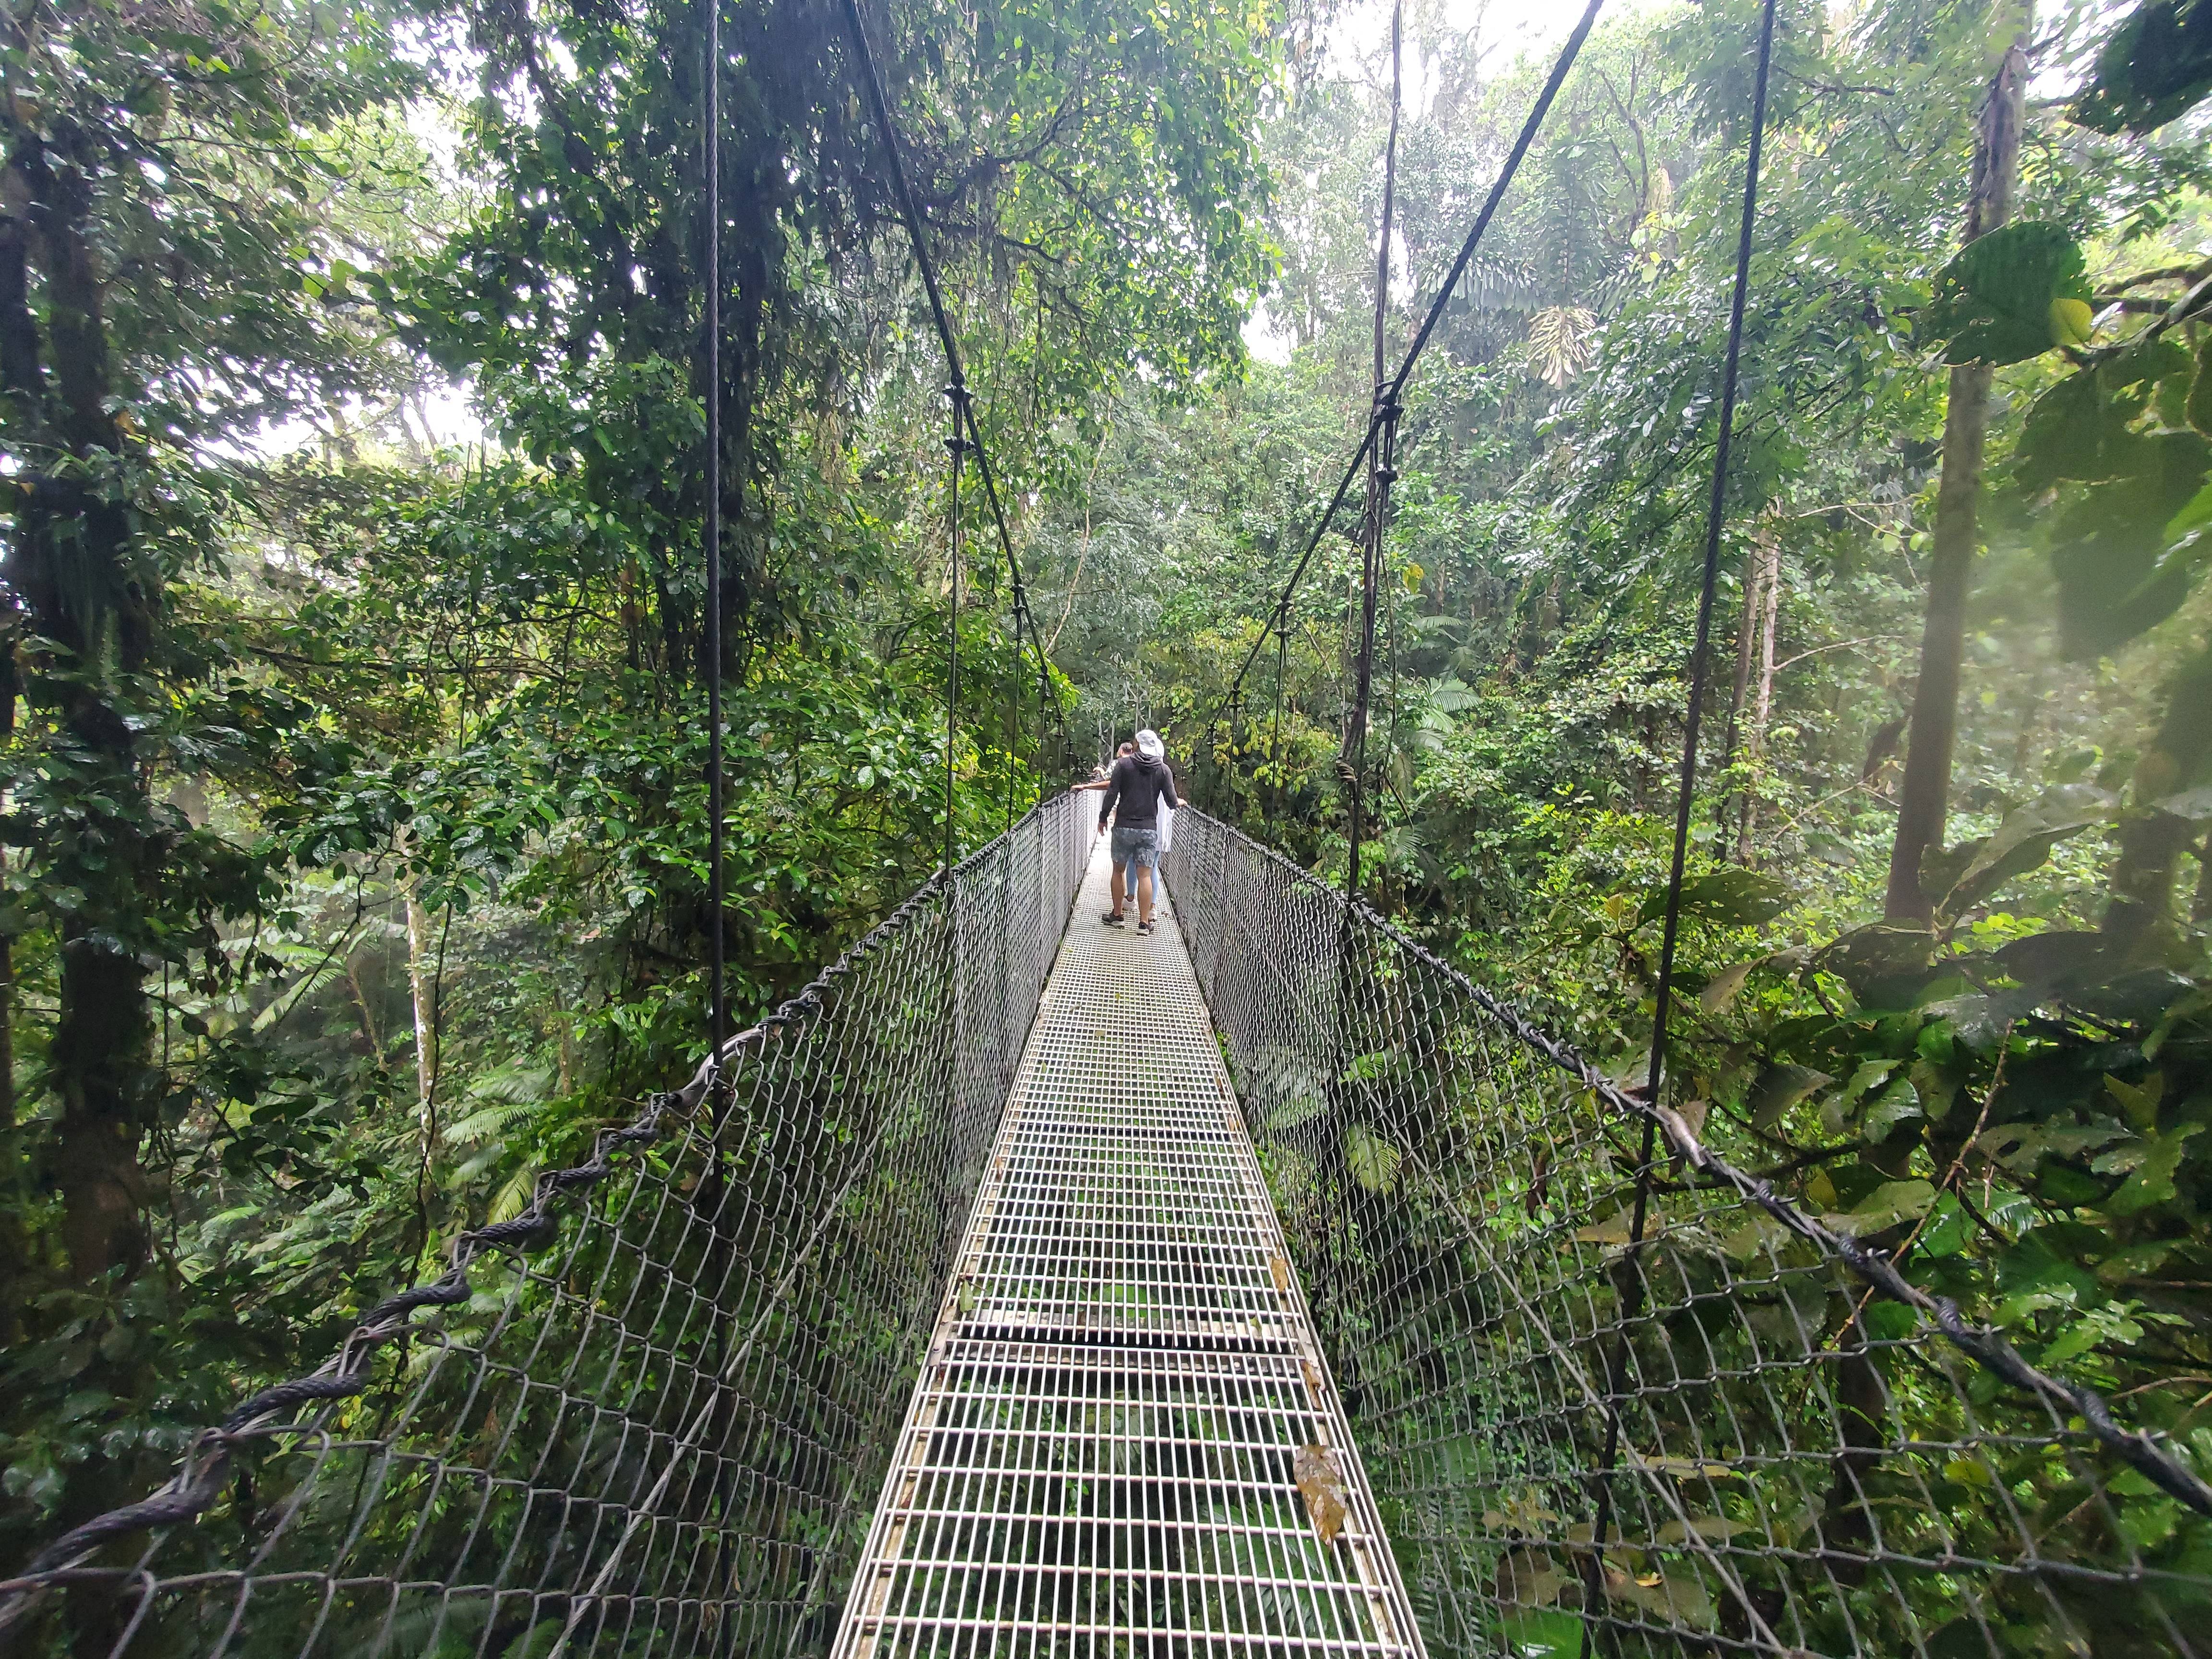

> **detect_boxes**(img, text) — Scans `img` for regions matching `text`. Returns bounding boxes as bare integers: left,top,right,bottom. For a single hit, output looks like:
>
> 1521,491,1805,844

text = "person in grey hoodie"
1096,729,1178,934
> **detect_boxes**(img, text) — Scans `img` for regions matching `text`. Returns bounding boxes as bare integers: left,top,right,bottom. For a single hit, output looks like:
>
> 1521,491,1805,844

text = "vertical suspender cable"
702,0,725,1061
1269,618,1287,821
836,0,1070,819
960,409,1069,799
1344,0,1402,903
1205,0,1604,750
1582,0,1776,1648
945,388,968,872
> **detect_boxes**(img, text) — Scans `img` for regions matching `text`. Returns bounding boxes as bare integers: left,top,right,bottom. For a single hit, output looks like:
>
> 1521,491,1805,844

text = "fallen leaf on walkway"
1294,1443,1347,1544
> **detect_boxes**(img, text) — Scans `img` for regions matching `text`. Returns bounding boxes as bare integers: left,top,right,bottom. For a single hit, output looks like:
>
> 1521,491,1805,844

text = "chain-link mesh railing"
0,793,1090,1659
1164,805,2212,1659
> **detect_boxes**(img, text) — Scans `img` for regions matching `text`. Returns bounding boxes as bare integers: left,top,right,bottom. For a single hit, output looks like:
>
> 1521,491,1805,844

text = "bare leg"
1137,864,1155,926
1110,863,1127,917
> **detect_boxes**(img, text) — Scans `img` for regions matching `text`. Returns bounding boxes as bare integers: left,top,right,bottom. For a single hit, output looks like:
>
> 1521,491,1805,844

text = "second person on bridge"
1096,729,1177,936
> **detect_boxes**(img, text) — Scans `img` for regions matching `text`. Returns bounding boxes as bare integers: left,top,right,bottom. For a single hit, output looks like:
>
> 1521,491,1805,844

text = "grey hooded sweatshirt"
1098,753,1178,830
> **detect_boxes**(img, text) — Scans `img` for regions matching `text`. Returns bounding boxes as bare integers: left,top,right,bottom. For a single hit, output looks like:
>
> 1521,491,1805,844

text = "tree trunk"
1737,532,1782,865
1884,14,2031,922
1721,541,1762,771
406,882,438,1109
2105,647,2212,950
7,147,158,1289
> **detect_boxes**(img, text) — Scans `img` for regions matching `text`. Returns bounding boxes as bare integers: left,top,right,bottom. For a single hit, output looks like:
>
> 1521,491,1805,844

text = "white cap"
1135,729,1164,761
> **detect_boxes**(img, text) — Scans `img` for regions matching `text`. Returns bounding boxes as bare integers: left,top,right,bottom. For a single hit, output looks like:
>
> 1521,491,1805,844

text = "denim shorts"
1110,824,1161,871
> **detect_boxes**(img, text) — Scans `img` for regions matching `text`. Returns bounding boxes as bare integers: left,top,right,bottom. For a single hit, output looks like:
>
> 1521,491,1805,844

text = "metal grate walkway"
833,837,1425,1659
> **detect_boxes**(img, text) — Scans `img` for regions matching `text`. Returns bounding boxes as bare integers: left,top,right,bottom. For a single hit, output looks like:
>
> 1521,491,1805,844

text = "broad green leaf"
1940,785,2114,910
1699,957,1763,1012
2191,333,2212,435
1266,1094,1329,1131
1922,222,2093,365
1824,1178,1937,1237
1636,868,1792,928
1748,1063,1832,1130
2104,1122,2202,1214
2051,434,2212,657
2105,1071,2164,1133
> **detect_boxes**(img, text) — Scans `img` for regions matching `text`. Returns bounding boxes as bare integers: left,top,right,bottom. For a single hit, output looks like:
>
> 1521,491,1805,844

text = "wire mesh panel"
1164,807,2212,1659
1,794,1092,1659
835,842,1426,1659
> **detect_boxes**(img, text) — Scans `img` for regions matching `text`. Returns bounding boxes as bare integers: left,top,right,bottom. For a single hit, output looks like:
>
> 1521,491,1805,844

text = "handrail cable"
1583,0,1779,1644
835,0,1071,817
1207,0,1605,743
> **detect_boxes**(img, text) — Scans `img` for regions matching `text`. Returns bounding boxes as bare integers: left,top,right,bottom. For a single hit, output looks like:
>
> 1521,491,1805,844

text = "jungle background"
5,0,2212,1633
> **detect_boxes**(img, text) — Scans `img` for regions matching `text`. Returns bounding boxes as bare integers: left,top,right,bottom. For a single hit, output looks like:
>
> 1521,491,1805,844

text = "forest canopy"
4,0,2212,1649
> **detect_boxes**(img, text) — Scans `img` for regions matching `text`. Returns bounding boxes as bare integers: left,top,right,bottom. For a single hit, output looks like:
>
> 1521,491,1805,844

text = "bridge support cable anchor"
1580,0,1779,1650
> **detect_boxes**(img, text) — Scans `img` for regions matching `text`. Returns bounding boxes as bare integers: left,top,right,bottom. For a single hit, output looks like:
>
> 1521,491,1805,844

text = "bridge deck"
834,838,1424,1659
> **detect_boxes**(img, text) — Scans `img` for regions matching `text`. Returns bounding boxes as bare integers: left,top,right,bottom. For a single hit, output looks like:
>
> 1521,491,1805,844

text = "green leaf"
1747,1063,1832,1130
2104,1122,2202,1214
2051,434,2212,658
1921,222,2093,366
1699,957,1763,1012
1265,1094,1329,1131
1825,1178,1937,1237
2015,370,2117,492
2105,1071,2164,1133
1637,868,1792,928
1342,1124,1402,1193
2190,332,2212,436
2068,0,2212,135
2167,477,2212,542
1939,785,2114,911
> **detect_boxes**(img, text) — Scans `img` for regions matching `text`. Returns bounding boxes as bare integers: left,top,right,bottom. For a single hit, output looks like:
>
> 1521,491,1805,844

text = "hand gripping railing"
0,793,1092,1659
1164,805,2212,1659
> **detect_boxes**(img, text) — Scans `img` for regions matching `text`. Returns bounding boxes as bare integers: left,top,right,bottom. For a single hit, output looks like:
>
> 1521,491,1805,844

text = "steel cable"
1207,0,1607,745
1584,1,1779,1640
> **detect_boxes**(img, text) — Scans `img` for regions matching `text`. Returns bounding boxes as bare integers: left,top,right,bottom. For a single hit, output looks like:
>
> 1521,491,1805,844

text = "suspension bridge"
8,0,2212,1648
5,793,2206,1656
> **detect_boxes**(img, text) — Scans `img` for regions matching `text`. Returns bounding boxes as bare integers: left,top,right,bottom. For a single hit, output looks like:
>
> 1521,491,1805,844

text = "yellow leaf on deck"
1294,1443,1348,1544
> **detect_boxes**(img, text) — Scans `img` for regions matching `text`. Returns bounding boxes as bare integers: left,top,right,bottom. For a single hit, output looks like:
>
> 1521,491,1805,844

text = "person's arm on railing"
1096,765,1122,834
